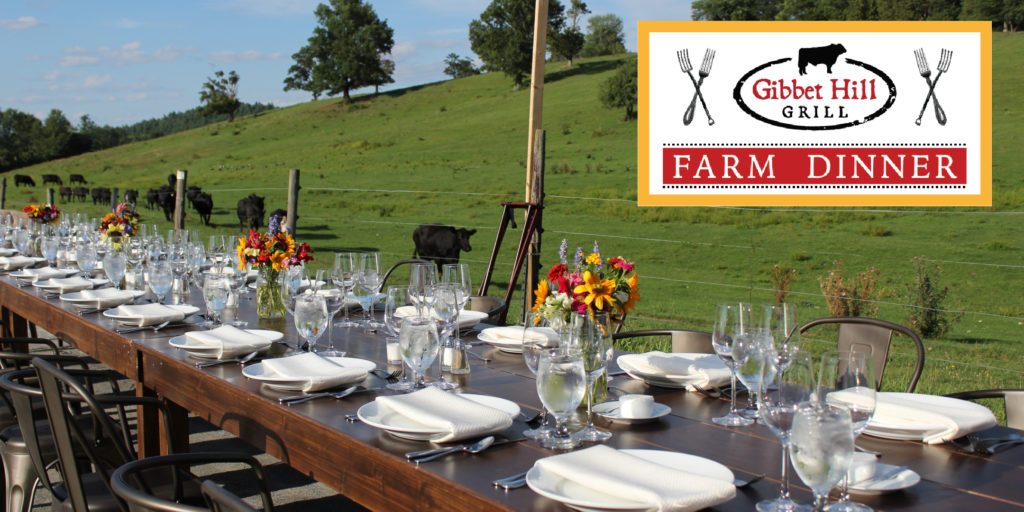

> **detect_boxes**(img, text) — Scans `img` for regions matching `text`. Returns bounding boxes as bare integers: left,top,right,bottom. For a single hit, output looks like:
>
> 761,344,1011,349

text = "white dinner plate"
242,356,375,390
59,289,146,308
593,401,671,424
356,394,520,441
394,307,487,331
615,353,726,390
0,257,47,271
32,277,108,292
848,463,920,495
168,329,284,358
526,450,734,512
9,266,77,282
476,329,525,353
861,393,994,441
102,304,200,325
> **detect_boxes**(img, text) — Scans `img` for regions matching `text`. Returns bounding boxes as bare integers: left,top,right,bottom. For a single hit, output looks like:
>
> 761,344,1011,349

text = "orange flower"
573,270,616,311
621,274,640,313
533,279,549,311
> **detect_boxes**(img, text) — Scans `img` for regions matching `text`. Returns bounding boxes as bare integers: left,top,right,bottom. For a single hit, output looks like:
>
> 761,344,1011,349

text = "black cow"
59,186,73,202
157,185,175,222
145,189,159,210
69,174,86,184
412,224,477,272
193,192,213,226
798,43,846,75
42,174,62,185
124,189,139,204
167,173,176,188
91,187,111,205
72,187,88,202
186,185,202,209
14,175,35,187
237,195,265,231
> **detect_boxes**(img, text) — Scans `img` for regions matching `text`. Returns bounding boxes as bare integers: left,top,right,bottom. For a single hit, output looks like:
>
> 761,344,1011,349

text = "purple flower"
268,213,283,235
558,239,568,265
574,246,583,269
592,240,602,271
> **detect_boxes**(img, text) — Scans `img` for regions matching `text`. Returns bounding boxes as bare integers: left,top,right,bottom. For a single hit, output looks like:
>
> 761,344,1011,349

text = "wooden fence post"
0,178,6,210
524,129,545,321
286,169,300,235
46,188,54,207
174,170,187,236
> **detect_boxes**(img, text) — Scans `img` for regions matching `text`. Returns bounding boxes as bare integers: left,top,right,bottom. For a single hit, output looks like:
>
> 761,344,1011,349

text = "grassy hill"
6,34,1024,407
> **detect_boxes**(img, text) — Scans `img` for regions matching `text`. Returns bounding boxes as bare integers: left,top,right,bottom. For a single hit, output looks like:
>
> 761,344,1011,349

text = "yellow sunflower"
585,252,601,266
621,274,640,313
533,279,549,311
573,270,616,311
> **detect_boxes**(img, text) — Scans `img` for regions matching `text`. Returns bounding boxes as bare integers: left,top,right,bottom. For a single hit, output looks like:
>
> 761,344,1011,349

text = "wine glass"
442,263,471,342
332,252,359,328
13,228,30,254
202,272,231,327
223,266,249,327
756,351,815,512
431,283,460,390
146,261,174,304
398,314,440,390
408,262,436,315
735,327,771,423
790,404,855,512
294,293,330,353
711,302,755,426
578,311,614,442
315,268,347,356
280,266,306,318
537,347,587,450
41,236,59,267
126,237,145,270
749,303,800,418
75,240,97,276
208,235,226,270
359,252,384,329
522,310,557,440
384,285,408,337
103,247,127,290
819,347,877,512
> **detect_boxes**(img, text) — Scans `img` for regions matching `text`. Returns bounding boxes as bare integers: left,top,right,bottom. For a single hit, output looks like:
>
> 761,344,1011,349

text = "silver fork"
682,49,716,126
371,368,402,383
914,48,951,126
116,320,171,334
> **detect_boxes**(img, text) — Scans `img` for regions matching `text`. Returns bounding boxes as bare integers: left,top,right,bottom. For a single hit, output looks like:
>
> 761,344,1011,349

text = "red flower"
556,276,569,293
548,263,567,282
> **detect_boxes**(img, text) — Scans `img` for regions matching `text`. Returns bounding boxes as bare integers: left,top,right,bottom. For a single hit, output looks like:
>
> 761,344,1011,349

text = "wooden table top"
2,276,1022,511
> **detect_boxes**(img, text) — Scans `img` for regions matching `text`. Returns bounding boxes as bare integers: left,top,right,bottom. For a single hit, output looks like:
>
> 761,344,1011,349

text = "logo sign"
638,22,992,206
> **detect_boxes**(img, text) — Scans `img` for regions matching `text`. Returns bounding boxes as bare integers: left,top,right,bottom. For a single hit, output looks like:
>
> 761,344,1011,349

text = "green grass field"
6,34,1023,418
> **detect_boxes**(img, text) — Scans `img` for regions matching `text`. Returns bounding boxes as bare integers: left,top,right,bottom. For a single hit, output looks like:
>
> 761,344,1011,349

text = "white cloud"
60,55,100,66
0,16,44,30
59,42,193,67
125,93,149,102
209,50,287,63
81,75,112,89
43,70,61,81
115,18,143,29
392,42,419,60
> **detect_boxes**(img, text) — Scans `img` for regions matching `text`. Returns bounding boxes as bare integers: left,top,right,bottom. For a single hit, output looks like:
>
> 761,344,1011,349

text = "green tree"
469,0,566,89
371,56,395,94
36,109,73,160
550,0,589,66
0,108,44,171
777,0,851,19
691,0,780,20
284,0,395,102
581,14,627,57
443,53,481,79
599,58,637,120
199,70,241,121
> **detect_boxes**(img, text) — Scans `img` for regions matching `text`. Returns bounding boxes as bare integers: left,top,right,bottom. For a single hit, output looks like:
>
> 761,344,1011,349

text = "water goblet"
431,284,460,389
537,347,587,450
578,311,614,442
315,268,347,356
735,327,771,422
819,347,877,512
408,262,436,315
398,314,440,390
332,252,359,328
294,293,330,353
384,286,409,337
75,241,97,276
711,302,755,426
522,311,558,439
146,261,174,304
441,263,471,341
790,404,855,512
103,248,127,290
202,272,231,327
756,351,815,512
359,252,384,329
223,266,249,327
13,229,30,254
40,236,59,267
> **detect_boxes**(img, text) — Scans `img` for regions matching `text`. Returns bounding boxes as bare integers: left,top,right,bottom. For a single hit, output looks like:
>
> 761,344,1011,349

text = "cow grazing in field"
157,185,176,221
42,174,62,185
798,43,846,75
145,189,159,210
14,175,35,187
124,189,139,204
237,195,265,231
167,174,176,188
186,186,202,209
59,186,73,202
72,187,88,202
193,192,213,226
412,224,477,272
69,174,86,184
91,187,111,205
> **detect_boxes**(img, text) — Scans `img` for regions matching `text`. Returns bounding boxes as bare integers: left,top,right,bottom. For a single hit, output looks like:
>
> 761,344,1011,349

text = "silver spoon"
411,436,495,463
116,320,171,334
195,351,260,368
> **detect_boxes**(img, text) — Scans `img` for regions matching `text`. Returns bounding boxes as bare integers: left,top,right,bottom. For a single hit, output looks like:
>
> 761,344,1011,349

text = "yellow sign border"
637,21,992,207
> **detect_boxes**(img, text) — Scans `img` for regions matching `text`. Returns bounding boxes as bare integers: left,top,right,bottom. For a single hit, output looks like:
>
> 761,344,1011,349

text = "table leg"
136,386,190,456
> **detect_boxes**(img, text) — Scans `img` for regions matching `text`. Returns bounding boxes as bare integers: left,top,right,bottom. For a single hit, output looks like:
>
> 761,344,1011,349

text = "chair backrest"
612,329,714,354
945,389,1024,430
799,316,926,393
202,481,259,512
379,258,432,290
469,295,506,325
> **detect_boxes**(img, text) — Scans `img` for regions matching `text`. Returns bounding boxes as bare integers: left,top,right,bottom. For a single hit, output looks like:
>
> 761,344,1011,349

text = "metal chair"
111,453,274,512
798,317,926,393
379,258,432,290
469,295,506,326
612,329,714,354
945,389,1024,430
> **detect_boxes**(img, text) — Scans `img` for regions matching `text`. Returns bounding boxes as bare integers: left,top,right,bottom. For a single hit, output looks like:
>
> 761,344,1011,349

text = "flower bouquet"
23,204,60,224
98,203,140,249
236,214,313,319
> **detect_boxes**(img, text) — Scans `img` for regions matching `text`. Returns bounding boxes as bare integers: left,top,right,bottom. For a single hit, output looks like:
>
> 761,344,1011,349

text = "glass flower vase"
255,266,286,319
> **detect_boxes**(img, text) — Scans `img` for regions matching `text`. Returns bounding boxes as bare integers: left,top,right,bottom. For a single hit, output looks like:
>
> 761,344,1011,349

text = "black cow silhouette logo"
797,43,847,75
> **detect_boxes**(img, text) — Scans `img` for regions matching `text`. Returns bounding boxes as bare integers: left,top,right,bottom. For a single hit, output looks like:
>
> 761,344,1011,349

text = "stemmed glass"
13,229,30,254
223,266,249,327
202,272,231,327
442,263,471,342
75,240,97,276
790,404,855,512
408,262,436,315
332,252,359,328
146,261,174,304
522,310,556,440
711,302,755,426
578,311,614,442
41,236,59,267
103,245,127,290
359,252,384,329
208,235,227,270
294,293,330,353
431,284,460,390
280,266,306,340
756,351,815,512
398,314,440,390
384,286,412,392
733,328,769,425
315,268,347,356
537,347,587,450
819,347,877,512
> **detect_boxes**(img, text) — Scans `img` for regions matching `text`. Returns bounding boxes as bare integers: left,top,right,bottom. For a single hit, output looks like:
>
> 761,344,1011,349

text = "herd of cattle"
9,172,479,268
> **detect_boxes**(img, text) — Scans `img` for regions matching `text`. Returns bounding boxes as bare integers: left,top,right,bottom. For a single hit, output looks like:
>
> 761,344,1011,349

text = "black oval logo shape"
733,57,897,130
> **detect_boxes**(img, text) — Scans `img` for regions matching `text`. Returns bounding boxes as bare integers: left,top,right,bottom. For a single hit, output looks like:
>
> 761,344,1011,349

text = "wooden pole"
524,129,545,320
524,0,549,204
173,170,187,235
286,169,300,236
46,188,54,207
0,178,6,210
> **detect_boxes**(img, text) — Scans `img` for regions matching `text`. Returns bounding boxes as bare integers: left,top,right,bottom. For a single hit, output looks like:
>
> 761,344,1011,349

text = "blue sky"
0,0,692,126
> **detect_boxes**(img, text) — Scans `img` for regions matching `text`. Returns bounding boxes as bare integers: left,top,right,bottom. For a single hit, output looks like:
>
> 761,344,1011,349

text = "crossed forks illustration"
676,49,716,126
913,48,952,126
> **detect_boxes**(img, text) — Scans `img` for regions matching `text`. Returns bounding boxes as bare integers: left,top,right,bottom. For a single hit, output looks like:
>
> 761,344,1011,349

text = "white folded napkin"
115,303,187,326
0,248,17,257
184,325,273,359
863,392,997,444
620,352,731,390
260,352,368,392
0,256,36,270
72,289,138,308
374,387,514,443
533,445,736,512
42,276,94,293
483,326,559,346
18,267,70,282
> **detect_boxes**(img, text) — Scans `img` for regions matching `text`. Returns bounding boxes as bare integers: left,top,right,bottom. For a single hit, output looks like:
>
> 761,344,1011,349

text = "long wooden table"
2,276,1023,511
